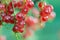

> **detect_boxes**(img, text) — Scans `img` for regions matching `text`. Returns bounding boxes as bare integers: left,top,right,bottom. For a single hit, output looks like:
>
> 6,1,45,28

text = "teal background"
0,0,60,40
34,0,60,40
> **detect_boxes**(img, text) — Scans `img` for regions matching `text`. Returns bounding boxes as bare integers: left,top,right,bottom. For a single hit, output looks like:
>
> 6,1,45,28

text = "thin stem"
11,0,16,16
15,33,19,40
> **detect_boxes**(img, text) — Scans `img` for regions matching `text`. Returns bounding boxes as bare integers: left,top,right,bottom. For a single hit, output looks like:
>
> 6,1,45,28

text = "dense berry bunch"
38,2,55,22
0,0,56,38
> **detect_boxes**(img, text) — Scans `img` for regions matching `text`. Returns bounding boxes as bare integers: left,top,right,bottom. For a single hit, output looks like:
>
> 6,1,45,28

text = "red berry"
2,15,10,23
21,6,28,15
13,25,19,32
8,8,14,15
40,11,50,17
14,3,17,7
38,2,47,8
2,15,14,23
40,5,53,17
9,16,14,24
18,29,24,33
26,1,34,8
16,12,24,21
16,20,25,28
41,16,48,22
38,2,43,8
43,5,53,14
13,25,24,33
17,2,23,8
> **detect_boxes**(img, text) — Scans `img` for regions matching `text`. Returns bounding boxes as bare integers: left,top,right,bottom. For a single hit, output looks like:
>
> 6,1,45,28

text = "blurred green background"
0,0,60,40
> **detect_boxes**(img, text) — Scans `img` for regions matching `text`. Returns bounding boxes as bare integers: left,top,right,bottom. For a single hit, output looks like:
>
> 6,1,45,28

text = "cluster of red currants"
0,0,56,35
38,2,54,22
0,0,34,33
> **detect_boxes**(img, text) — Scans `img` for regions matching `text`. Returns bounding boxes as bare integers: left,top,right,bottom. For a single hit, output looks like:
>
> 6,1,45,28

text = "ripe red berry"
38,2,43,8
16,12,24,21
21,6,28,15
43,5,53,14
18,28,24,33
17,2,23,8
2,15,14,23
26,1,34,8
13,25,24,33
9,16,14,24
2,15,10,23
38,2,47,8
40,11,50,17
41,16,48,22
8,8,14,15
13,25,19,32
16,20,25,28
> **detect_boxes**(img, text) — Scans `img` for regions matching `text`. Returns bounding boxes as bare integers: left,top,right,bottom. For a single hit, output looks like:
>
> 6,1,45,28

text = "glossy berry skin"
16,12,24,21
2,15,10,23
17,2,23,8
13,25,20,32
40,11,50,17
26,1,34,8
16,20,25,28
38,2,47,8
41,16,48,22
43,5,53,14
8,8,14,15
21,6,29,15
38,2,43,8
7,2,14,15
9,16,14,24
40,5,53,17
13,25,24,33
2,15,14,23
18,28,24,33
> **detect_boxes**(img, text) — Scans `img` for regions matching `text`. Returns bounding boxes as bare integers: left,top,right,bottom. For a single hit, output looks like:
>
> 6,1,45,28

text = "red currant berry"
8,8,14,15
26,1,34,8
21,6,28,15
38,2,47,8
9,16,14,24
17,2,23,8
13,25,24,33
16,20,25,28
40,11,50,17
41,16,48,22
2,15,13,23
16,12,24,21
43,5,53,14
38,2,43,8
13,25,19,32
18,28,24,33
